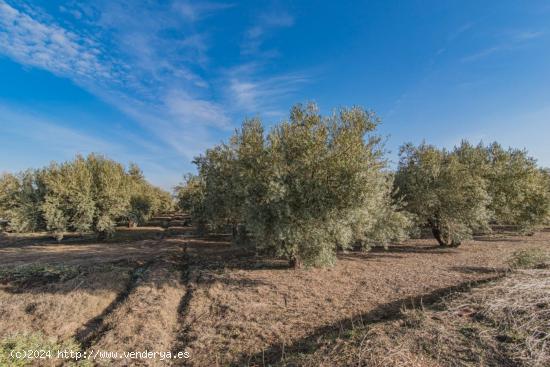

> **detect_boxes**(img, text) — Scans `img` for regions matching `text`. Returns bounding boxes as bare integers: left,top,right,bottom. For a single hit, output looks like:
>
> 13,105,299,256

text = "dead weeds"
277,269,550,367
0,227,549,366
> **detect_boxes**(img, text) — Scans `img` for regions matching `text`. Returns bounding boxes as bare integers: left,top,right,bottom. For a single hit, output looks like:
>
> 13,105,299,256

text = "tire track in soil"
72,236,189,365
80,243,189,366
171,245,199,366
74,258,157,349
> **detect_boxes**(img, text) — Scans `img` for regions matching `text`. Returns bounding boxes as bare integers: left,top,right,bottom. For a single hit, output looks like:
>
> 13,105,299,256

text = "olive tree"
126,163,148,227
395,142,491,247
86,155,132,238
0,173,19,221
192,133,249,236
40,154,130,239
193,103,410,267
175,173,207,231
2,156,171,240
484,143,550,233
0,170,46,233
544,169,550,224
41,156,95,239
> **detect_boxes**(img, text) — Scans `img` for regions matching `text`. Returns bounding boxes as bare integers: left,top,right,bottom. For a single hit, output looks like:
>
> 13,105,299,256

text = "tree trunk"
289,255,303,269
231,224,238,241
97,230,111,242
431,226,461,247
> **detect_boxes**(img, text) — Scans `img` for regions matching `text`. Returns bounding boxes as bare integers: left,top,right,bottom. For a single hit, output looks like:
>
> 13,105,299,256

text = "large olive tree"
40,154,129,240
192,103,410,267
395,142,491,247
0,170,46,233
41,156,95,239
484,143,550,233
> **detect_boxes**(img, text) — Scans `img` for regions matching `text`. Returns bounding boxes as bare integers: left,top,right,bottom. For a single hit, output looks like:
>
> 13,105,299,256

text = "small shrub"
507,249,550,269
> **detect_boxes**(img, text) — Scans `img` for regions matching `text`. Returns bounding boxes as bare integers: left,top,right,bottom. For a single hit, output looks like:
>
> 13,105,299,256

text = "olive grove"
0,154,173,240
395,141,550,246
178,104,550,260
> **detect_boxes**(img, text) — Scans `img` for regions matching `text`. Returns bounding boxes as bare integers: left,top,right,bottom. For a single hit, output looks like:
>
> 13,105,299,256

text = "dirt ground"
278,268,550,367
0,228,548,366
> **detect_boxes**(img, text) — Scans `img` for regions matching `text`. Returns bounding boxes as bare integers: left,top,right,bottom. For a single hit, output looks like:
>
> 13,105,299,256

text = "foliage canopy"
182,103,410,267
0,154,172,240
395,141,550,246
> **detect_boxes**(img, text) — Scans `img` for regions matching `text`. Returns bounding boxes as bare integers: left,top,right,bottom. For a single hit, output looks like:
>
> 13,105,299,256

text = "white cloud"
0,0,309,180
173,1,234,22
241,11,294,55
461,29,546,63
0,1,115,84
0,1,234,161
225,63,308,114
165,90,231,129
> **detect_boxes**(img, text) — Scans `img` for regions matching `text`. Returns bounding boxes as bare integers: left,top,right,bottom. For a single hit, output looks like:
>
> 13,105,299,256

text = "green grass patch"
507,248,550,269
0,333,91,366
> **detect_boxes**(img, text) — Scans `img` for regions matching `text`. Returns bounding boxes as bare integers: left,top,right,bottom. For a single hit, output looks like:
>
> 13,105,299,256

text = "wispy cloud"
0,0,309,185
241,11,294,55
173,1,234,22
165,90,231,129
447,22,474,42
0,0,233,162
461,29,546,62
0,1,117,86
226,66,308,115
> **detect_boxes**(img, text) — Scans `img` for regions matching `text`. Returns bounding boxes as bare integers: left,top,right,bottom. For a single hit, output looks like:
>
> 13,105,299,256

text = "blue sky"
1,0,549,189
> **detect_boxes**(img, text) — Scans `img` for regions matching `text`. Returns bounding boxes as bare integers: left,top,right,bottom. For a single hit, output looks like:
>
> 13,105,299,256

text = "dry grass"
178,231,550,366
0,262,134,341
86,257,187,366
0,225,549,366
278,269,550,367
449,269,550,366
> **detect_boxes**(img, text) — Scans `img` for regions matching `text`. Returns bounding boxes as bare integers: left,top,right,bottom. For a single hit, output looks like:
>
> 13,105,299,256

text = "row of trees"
177,103,550,267
0,154,173,240
396,142,550,247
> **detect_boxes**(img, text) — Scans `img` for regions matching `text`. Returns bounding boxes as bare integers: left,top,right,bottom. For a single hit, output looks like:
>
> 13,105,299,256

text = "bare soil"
0,227,548,366
278,268,550,367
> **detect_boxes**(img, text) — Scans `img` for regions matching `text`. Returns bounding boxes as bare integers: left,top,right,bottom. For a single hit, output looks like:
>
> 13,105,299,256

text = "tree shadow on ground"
473,235,522,243
338,252,404,262
370,244,455,254
75,255,186,349
232,275,505,367
0,258,146,295
449,266,506,275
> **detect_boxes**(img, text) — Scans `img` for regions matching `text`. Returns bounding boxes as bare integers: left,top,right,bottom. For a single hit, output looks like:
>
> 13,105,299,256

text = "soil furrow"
75,258,157,349
83,248,188,366
171,245,199,366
